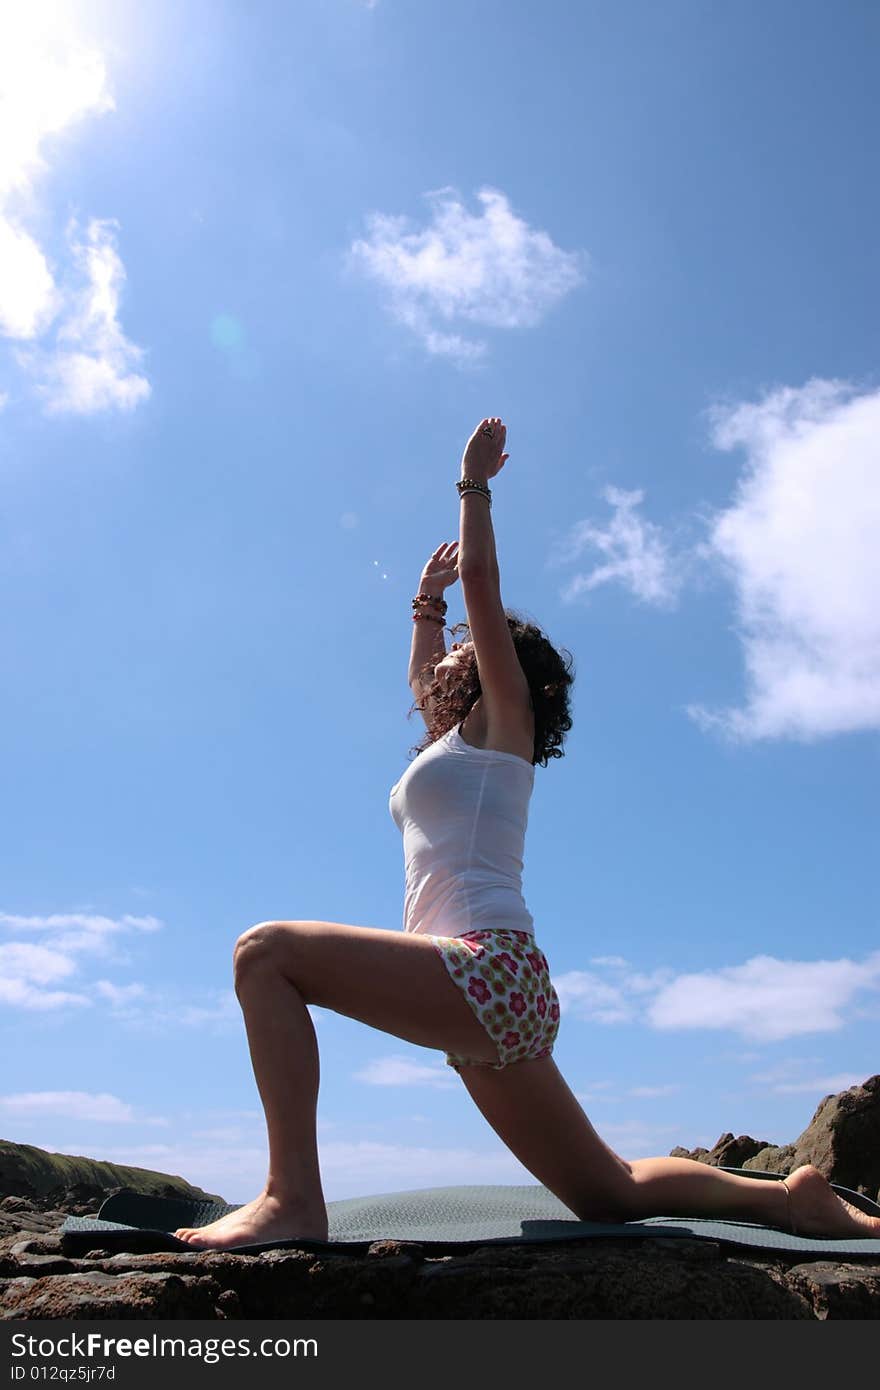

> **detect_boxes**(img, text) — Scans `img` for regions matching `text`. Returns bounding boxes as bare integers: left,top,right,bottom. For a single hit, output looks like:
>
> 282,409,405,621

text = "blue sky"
1,0,878,1206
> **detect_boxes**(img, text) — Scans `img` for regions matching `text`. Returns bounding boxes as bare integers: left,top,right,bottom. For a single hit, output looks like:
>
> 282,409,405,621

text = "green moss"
0,1139,226,1205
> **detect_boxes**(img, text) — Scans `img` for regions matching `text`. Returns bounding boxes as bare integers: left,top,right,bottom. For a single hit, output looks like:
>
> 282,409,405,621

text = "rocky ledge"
2,1077,879,1320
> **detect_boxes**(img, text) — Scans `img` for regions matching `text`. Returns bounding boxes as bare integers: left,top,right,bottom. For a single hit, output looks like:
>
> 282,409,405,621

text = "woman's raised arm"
407,542,459,690
457,418,508,578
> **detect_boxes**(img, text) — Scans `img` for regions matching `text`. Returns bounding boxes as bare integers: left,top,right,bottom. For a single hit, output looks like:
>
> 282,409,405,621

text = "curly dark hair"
407,610,575,768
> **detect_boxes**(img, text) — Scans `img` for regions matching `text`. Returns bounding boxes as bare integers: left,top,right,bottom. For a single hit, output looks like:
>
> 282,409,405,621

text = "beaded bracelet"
456,477,492,506
411,590,447,626
412,591,447,611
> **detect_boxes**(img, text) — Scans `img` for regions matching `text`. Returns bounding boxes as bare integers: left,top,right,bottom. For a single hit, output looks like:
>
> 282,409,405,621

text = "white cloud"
566,1111,684,1159
646,951,880,1043
0,910,162,960
1,911,162,934
0,216,60,339
353,1054,458,1090
548,486,686,608
758,1073,868,1096
0,909,162,1013
348,185,585,363
554,970,636,1025
0,1090,136,1124
747,1056,824,1083
92,980,149,1006
28,1113,677,1204
0,7,113,197
73,1135,535,1204
747,1059,870,1096
0,957,92,1012
0,5,150,414
173,992,242,1028
0,907,320,1032
558,951,880,1043
589,1118,683,1157
0,941,79,985
316,1140,538,1191
16,217,151,415
544,378,880,744
622,970,676,996
555,965,677,1024
688,377,880,741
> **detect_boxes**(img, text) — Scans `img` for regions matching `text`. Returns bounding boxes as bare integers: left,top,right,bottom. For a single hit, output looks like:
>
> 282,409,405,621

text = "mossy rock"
0,1139,226,1209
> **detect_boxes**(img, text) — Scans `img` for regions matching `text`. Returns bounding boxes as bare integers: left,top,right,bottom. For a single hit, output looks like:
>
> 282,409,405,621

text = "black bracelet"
457,477,492,506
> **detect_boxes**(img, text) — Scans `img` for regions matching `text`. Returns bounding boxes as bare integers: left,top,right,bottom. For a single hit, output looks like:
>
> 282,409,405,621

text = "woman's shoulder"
461,698,535,765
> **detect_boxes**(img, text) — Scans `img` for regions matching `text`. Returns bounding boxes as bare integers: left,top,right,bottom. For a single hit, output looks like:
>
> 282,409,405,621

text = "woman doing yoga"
174,418,880,1249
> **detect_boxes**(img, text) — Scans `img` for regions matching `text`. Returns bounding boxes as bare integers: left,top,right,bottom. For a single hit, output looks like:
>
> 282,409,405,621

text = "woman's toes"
784,1161,880,1237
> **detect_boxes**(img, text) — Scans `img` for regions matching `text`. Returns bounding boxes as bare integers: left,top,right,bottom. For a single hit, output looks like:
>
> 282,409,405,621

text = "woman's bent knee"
233,922,284,984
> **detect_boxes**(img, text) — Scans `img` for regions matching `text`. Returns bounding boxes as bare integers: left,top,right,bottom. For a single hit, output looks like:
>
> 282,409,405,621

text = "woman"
174,418,880,1249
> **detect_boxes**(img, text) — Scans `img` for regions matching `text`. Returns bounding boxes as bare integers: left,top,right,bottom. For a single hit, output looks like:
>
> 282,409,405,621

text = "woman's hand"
419,541,460,592
461,417,509,482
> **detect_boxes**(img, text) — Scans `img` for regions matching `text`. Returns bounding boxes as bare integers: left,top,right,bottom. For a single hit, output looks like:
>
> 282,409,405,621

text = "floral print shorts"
426,927,561,1072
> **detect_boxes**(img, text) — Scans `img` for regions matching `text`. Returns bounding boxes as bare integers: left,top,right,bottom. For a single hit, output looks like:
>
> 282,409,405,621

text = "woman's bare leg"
625,1156,796,1224
457,1059,880,1239
173,919,503,1250
626,1158,880,1237
172,920,880,1248
174,956,331,1248
455,1056,634,1219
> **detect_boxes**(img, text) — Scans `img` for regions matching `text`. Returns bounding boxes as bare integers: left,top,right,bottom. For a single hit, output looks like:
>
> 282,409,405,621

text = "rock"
788,1262,880,1320
1,1075,878,1320
366,1240,425,1262
742,1144,798,1176
0,1138,226,1213
668,1076,880,1206
788,1077,880,1201
215,1287,242,1318
672,1133,774,1169
669,1075,880,1205
0,1269,223,1320
0,1235,830,1319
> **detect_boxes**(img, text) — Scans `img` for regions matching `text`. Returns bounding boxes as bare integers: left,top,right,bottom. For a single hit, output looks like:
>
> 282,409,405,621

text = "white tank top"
389,721,535,938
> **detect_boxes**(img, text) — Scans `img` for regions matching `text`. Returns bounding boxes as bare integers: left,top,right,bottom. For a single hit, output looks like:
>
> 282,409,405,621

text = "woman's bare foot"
784,1164,880,1239
172,1188,329,1251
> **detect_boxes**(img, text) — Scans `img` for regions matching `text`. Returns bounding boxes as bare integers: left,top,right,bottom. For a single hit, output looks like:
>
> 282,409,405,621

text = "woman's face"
433,639,474,690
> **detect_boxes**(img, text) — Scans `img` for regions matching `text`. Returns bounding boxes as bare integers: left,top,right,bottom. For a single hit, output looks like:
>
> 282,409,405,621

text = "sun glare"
0,2,115,199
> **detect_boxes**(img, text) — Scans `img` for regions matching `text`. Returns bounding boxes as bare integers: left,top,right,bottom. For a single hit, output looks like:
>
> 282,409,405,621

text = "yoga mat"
58,1167,880,1258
